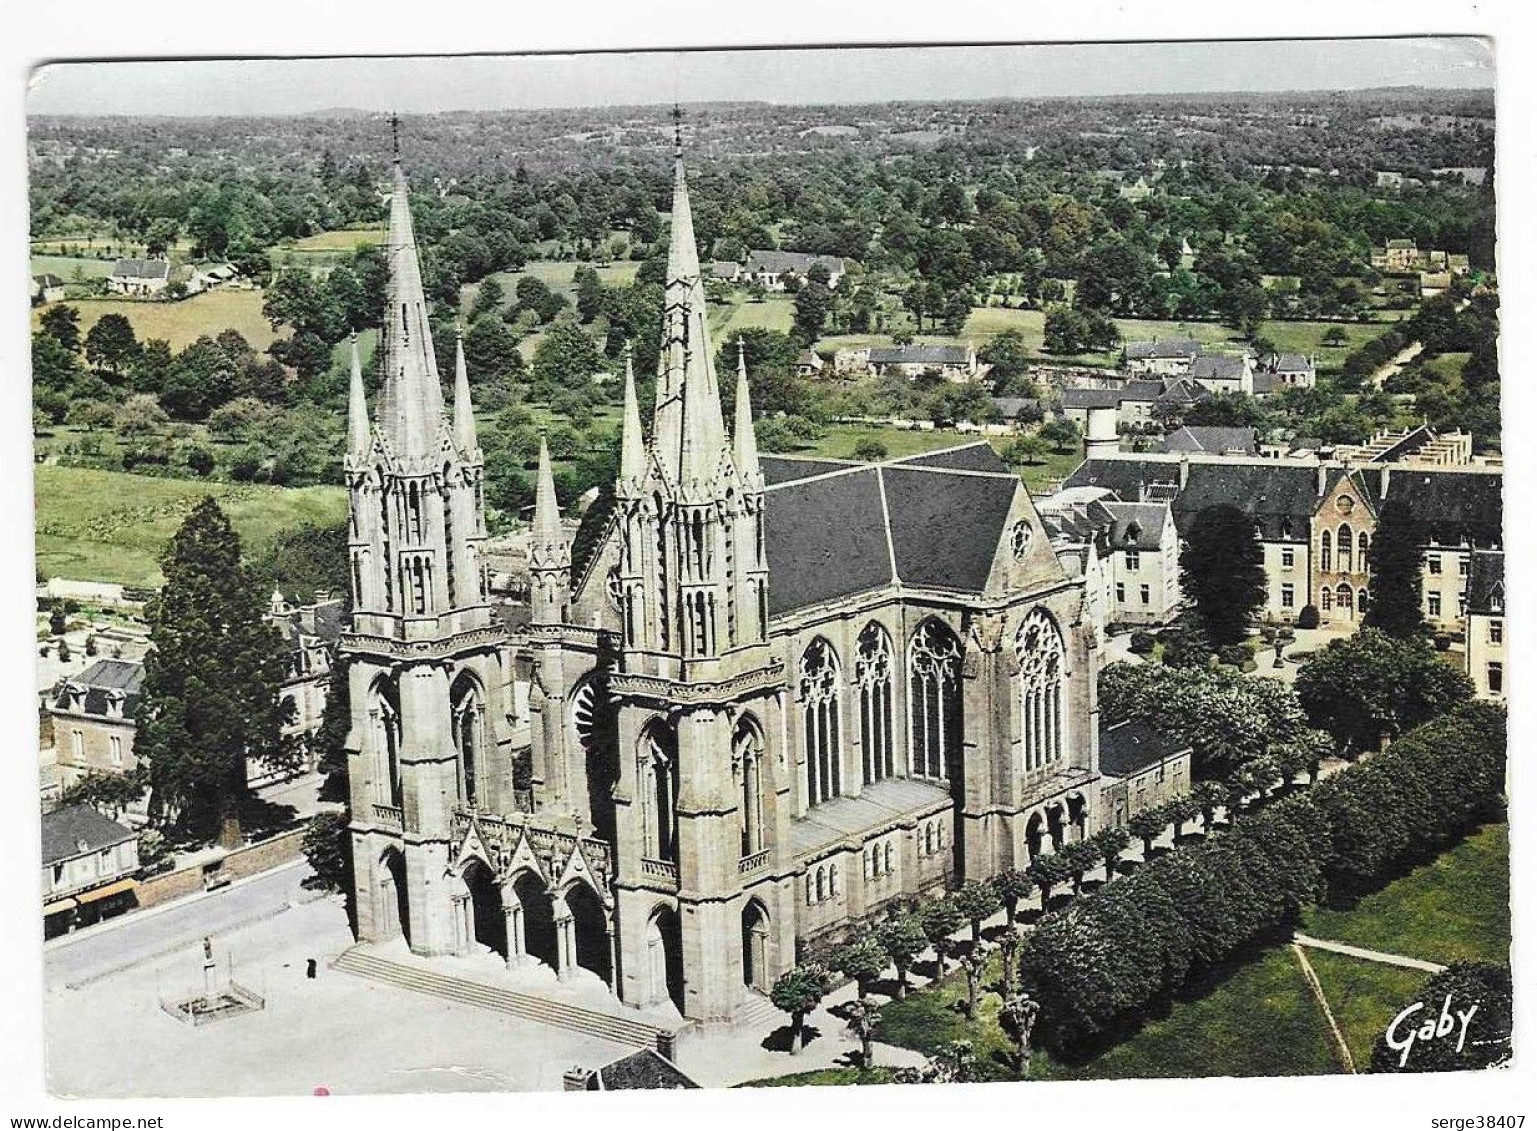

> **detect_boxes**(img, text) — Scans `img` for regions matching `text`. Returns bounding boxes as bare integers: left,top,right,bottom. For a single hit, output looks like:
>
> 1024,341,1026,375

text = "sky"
26,37,1493,117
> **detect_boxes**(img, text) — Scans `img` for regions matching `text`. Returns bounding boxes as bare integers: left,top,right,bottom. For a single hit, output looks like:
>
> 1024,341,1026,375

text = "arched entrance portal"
647,906,685,1012
463,859,506,958
514,872,558,969
1024,812,1045,861
741,900,770,992
565,883,612,986
380,848,410,946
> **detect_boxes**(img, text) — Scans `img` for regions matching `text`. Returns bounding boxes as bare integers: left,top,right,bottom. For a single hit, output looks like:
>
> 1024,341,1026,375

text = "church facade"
342,133,1102,1026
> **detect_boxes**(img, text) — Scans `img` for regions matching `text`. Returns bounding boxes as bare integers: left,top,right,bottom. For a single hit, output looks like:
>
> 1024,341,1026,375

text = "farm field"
31,255,115,281
29,288,284,352
712,294,796,338
268,227,385,270
34,465,347,588
462,260,641,317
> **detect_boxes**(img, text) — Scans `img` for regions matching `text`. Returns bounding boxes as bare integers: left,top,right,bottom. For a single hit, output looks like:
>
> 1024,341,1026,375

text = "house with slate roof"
1064,451,1503,629
853,342,980,381
51,658,143,787
1465,549,1506,702
1158,425,1259,456
107,258,170,296
742,249,847,290
1038,489,1182,630
340,128,1102,1028
1122,336,1203,377
1097,719,1192,830
42,804,141,937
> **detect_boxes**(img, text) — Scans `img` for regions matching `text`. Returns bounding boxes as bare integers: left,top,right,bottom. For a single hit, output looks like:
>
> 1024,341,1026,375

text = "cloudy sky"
28,37,1493,117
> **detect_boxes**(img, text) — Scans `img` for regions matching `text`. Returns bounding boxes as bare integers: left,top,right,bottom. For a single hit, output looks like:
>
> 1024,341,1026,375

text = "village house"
1158,425,1260,457
707,261,741,284
1187,352,1256,396
1464,549,1506,703
794,350,824,378
1058,377,1209,431
32,273,66,305
848,342,981,381
42,804,141,938
1122,336,1203,377
1097,719,1193,830
1260,352,1317,390
106,258,171,296
741,249,847,289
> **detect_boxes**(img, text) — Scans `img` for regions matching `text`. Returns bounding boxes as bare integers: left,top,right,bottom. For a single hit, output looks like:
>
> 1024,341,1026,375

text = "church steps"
331,947,669,1050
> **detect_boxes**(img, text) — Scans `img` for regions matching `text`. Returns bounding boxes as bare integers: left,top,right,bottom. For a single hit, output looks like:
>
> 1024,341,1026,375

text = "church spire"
734,337,761,488
376,138,445,462
620,344,646,488
452,327,478,454
533,434,562,545
652,109,727,494
347,331,369,457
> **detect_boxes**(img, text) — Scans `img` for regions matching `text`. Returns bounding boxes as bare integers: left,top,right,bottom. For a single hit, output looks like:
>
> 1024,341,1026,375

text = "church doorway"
380,848,410,946
647,906,685,1012
513,872,558,970
463,859,506,958
565,883,612,986
741,899,770,992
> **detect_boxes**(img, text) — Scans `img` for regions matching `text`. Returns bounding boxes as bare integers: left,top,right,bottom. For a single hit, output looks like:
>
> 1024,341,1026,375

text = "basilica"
341,129,1102,1026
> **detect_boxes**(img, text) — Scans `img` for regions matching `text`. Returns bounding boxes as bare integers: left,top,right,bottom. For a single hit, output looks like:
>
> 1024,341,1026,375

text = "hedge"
1020,703,1506,1054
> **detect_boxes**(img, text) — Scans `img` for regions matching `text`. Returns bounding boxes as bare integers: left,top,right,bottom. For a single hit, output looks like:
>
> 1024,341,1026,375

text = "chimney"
1084,405,1119,460
1380,466,1390,500
1178,453,1190,491
1317,463,1327,496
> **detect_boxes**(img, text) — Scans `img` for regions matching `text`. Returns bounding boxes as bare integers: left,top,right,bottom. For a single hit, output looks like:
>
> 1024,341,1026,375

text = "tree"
58,768,146,820
844,997,882,1069
990,868,1035,923
39,304,82,352
997,926,1022,997
791,279,832,347
961,945,989,1019
1165,794,1201,840
1179,504,1267,648
770,964,829,1054
573,266,605,324
1364,498,1426,639
1091,825,1131,881
921,897,966,973
135,499,297,846
953,879,1003,942
301,810,352,893
1038,417,1082,453
1027,852,1073,906
1126,808,1167,860
876,911,928,999
84,313,141,378
831,935,888,999
1193,780,1228,832
1295,629,1473,754
249,520,350,602
48,604,66,636
1059,840,1100,894
531,321,602,392
852,438,888,462
1000,994,1042,1075
979,328,1031,381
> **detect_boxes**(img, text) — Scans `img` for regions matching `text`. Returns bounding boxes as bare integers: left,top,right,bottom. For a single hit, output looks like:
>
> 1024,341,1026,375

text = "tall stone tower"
344,134,503,957
602,113,786,1021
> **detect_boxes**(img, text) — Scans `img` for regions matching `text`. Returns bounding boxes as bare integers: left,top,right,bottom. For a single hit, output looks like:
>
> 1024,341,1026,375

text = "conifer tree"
1178,504,1267,647
137,498,296,847
1364,497,1426,638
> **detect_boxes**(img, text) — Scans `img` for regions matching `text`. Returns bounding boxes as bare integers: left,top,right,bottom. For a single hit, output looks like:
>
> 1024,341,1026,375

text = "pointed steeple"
347,332,369,457
652,108,728,493
452,327,478,454
533,435,563,544
733,337,761,487
376,144,445,462
620,344,646,487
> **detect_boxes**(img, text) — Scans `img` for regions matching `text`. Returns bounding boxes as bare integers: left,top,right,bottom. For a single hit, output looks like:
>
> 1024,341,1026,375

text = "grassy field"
1301,821,1509,968
31,255,116,281
282,228,384,253
462,260,642,318
1302,949,1426,1069
30,288,284,352
34,466,347,587
713,295,796,338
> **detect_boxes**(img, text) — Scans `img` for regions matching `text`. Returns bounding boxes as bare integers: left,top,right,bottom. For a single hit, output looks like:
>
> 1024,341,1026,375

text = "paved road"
45,859,317,989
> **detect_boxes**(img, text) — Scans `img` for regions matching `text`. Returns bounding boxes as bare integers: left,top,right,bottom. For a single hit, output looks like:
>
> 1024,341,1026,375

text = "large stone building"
342,135,1101,1026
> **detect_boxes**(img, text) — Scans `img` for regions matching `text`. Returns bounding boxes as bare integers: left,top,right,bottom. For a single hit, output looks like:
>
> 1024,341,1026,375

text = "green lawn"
34,465,348,588
31,255,116,281
739,1066,895,1088
714,294,796,338
877,954,1022,1082
1302,949,1427,1069
30,288,285,352
1301,821,1509,968
463,260,641,317
1034,945,1340,1080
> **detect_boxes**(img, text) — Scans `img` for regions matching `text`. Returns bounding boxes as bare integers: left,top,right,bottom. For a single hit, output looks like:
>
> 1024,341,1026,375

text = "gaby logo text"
1384,993,1479,1068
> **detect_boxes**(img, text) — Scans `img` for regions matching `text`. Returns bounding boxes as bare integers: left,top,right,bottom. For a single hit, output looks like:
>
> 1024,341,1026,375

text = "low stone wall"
136,827,307,910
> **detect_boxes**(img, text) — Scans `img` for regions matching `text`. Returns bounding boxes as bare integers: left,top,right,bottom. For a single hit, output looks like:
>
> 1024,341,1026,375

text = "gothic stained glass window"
908,619,962,780
1015,609,1067,772
854,623,895,784
799,638,843,804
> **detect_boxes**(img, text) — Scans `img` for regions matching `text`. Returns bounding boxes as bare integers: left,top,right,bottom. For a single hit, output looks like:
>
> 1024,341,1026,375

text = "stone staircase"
331,946,674,1052
735,988,786,1031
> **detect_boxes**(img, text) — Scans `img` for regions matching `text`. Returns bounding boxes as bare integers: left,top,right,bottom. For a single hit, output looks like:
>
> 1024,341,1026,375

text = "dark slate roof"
1251,372,1282,395
41,804,138,866
1065,458,1316,540
590,1048,700,1090
991,396,1042,418
1190,354,1248,382
744,250,845,275
883,467,1017,590
760,456,858,487
1466,549,1505,615
1099,720,1191,778
53,658,144,718
1160,426,1258,455
1157,377,1211,406
1384,469,1503,546
111,258,169,280
894,442,1012,474
34,273,65,288
1100,501,1169,552
869,344,971,366
708,260,741,277
1120,380,1167,402
1272,353,1314,372
1124,337,1202,360
1061,388,1123,410
761,452,1021,616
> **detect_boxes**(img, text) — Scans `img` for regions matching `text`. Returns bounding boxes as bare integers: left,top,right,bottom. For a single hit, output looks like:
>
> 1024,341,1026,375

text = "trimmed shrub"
1297,604,1320,629
1128,631,1156,656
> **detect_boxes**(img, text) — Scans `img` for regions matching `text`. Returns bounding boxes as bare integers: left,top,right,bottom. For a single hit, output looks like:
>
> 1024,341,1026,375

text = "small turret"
619,345,646,492
529,436,570,624
733,337,761,488
452,329,478,456
347,332,370,459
